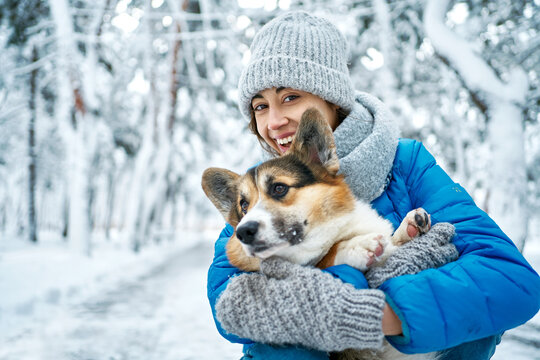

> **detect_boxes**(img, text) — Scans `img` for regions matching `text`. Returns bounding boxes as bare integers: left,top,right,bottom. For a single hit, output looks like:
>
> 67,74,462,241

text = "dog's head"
201,108,355,265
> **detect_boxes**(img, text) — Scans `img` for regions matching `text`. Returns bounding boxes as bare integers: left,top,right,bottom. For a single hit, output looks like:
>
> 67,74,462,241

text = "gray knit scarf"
333,92,400,202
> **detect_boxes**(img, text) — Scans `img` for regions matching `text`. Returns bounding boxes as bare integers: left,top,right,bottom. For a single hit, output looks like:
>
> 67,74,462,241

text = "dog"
202,108,438,360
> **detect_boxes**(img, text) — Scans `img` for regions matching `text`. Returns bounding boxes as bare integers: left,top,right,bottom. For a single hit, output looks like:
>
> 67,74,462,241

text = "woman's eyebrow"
252,87,288,101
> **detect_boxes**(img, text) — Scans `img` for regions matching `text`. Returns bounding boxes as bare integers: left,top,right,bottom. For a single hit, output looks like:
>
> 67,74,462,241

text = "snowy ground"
0,230,242,360
0,230,538,360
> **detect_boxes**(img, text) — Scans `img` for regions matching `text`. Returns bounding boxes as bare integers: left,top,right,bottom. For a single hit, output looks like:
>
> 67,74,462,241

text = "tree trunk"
28,45,38,243
49,0,91,255
372,0,398,100
126,0,189,247
424,0,529,250
123,0,159,251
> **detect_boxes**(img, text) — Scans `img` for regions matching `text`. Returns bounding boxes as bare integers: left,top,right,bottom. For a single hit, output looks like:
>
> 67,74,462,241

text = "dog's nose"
236,221,259,245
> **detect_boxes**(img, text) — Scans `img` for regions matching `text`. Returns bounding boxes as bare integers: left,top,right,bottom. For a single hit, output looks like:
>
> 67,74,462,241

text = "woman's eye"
271,183,289,198
283,95,298,103
253,103,267,112
240,200,249,214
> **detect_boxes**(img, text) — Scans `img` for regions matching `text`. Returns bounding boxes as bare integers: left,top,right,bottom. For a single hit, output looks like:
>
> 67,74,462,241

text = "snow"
0,229,242,359
1,228,539,359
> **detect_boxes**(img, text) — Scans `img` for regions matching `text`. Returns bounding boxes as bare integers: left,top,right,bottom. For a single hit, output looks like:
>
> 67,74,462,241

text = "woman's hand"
215,257,387,352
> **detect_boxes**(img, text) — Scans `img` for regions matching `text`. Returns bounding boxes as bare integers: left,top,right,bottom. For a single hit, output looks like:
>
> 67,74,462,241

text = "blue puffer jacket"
207,139,540,354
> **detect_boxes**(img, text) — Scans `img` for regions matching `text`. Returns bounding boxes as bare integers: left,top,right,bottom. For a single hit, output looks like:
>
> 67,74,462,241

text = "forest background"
0,0,538,256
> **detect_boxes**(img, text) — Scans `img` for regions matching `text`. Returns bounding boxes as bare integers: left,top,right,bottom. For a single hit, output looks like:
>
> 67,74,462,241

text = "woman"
207,11,540,359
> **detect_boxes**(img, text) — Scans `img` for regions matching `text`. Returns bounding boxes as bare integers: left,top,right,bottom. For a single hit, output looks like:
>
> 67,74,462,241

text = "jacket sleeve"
383,140,540,353
207,224,254,345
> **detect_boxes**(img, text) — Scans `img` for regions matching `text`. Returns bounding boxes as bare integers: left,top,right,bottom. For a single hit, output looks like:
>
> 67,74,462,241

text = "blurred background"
0,0,539,252
0,1,539,359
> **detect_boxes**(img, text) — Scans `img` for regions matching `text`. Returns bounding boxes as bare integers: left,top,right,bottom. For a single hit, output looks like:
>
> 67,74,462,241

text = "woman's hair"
248,111,280,157
248,103,350,157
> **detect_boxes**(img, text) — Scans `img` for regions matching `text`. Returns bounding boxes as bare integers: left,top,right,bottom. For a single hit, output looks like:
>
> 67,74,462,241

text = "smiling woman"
207,10,540,360
250,87,339,154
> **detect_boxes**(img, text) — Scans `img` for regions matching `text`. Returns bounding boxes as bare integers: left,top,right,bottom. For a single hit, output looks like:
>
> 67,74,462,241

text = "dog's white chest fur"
276,200,395,269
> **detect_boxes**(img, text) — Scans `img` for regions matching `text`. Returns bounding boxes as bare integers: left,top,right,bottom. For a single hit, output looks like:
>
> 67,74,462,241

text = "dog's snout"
236,221,259,245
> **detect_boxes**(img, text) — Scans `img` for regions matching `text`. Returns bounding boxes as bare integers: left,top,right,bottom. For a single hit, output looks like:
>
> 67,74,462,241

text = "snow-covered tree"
0,0,52,243
424,0,533,250
1,0,537,253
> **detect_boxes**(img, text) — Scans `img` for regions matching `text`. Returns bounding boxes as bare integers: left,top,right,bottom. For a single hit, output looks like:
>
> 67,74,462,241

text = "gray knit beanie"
238,11,356,119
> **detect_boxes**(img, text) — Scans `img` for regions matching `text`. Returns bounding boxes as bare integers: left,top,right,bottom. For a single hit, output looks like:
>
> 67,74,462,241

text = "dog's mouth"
246,241,290,259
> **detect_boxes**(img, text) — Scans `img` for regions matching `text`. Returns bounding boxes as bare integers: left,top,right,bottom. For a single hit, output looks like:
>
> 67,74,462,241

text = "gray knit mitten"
216,257,386,352
365,222,459,289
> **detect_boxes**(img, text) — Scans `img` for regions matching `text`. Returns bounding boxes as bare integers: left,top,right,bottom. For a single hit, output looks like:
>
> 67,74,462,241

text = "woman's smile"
251,87,339,154
274,132,296,153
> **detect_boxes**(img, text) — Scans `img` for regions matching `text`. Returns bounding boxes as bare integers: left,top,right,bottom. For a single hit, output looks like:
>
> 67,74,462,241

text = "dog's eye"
240,199,249,214
271,183,289,198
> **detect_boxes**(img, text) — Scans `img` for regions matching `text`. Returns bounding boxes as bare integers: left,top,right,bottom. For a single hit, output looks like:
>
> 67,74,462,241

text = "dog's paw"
335,234,387,271
365,234,385,267
392,208,431,246
404,208,431,242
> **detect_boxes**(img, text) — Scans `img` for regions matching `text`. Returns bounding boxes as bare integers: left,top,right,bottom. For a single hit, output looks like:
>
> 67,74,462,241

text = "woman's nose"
267,107,288,130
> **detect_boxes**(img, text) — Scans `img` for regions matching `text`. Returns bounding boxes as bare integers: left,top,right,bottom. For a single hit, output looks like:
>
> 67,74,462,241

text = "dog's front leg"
392,208,431,246
326,233,389,271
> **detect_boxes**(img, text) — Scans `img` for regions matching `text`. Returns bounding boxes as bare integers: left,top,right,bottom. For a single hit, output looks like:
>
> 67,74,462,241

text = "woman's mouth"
275,135,295,153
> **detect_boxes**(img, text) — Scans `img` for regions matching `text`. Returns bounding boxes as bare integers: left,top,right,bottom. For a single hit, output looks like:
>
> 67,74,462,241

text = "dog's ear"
201,168,240,223
289,108,340,175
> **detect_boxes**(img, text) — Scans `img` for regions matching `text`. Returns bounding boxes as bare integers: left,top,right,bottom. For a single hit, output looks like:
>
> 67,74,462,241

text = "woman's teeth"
277,136,294,145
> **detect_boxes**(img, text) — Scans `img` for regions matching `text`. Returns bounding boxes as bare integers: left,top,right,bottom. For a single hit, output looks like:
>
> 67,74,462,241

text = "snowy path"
1,239,538,359
0,241,242,360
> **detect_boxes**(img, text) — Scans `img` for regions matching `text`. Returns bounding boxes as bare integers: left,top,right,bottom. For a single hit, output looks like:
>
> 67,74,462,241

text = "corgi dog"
202,108,438,360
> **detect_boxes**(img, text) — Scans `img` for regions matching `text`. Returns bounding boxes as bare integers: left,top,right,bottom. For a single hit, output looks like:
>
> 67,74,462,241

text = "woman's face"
251,87,339,155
